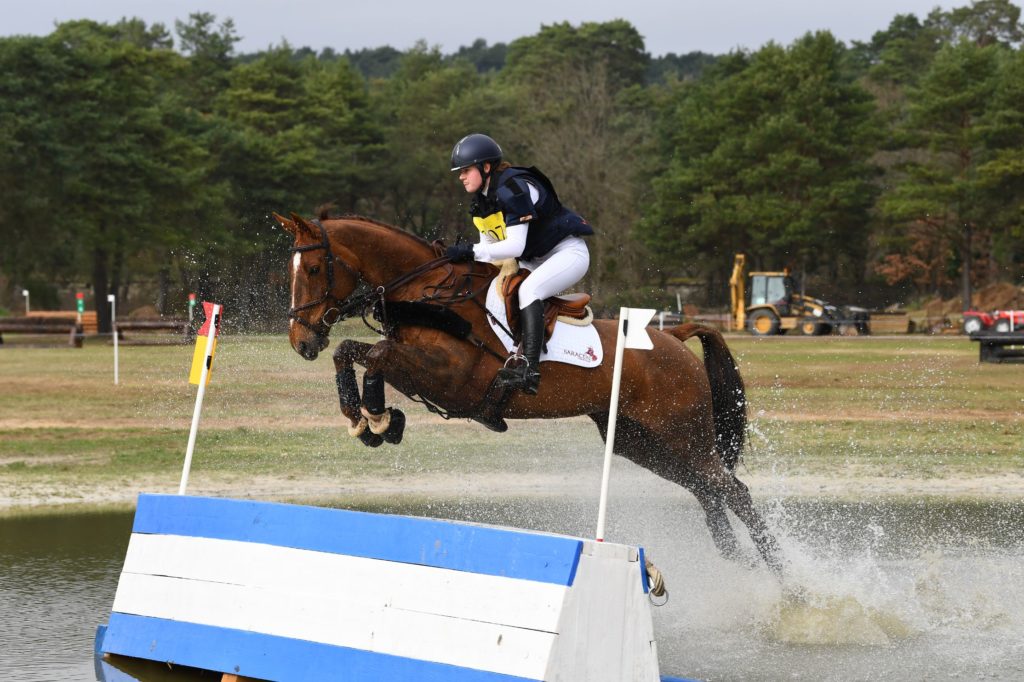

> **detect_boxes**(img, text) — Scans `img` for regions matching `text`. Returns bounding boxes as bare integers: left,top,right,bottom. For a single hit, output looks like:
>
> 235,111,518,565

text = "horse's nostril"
298,341,308,355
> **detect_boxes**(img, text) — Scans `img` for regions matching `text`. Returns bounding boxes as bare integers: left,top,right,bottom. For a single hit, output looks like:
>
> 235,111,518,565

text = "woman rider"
446,133,594,395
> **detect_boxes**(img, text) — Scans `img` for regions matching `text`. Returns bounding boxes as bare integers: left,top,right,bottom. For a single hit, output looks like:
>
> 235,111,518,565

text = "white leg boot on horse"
497,299,543,395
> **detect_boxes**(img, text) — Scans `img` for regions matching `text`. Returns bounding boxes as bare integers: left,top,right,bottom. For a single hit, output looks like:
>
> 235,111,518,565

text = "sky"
2,0,954,56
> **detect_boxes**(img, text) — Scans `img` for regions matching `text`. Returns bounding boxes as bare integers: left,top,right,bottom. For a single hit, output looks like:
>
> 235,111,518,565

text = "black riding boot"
498,299,543,395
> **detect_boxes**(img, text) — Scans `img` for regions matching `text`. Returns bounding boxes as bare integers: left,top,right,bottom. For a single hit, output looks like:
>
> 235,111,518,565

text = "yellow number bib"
473,212,507,242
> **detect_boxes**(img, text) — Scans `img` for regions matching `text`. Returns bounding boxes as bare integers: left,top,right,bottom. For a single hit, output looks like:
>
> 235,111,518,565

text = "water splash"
771,594,913,645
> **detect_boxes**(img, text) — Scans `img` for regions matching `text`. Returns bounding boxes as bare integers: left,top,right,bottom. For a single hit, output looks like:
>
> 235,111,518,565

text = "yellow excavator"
729,254,871,336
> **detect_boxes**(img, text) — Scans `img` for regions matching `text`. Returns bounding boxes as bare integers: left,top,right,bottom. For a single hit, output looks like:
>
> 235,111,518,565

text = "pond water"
2,495,1023,681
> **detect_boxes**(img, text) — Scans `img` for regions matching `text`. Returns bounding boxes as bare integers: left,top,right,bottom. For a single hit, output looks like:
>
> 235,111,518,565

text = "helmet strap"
477,162,494,194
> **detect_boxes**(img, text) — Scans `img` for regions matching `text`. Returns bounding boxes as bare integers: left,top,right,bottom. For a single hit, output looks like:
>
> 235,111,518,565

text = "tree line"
1,2,1022,331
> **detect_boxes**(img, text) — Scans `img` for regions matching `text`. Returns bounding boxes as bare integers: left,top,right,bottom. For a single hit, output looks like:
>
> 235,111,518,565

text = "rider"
446,133,594,395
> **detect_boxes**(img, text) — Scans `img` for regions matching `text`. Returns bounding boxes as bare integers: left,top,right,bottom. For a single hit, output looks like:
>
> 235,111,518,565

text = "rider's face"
458,163,489,193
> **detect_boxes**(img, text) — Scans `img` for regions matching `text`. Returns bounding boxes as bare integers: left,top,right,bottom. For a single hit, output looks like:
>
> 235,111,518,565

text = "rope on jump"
646,558,669,606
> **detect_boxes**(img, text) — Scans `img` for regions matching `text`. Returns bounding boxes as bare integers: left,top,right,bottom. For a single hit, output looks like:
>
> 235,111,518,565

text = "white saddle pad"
485,279,603,368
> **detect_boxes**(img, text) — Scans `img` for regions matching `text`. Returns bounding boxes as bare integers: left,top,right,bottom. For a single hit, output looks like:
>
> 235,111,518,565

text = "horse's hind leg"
708,468,783,575
588,412,749,564
727,477,783,575
682,475,744,562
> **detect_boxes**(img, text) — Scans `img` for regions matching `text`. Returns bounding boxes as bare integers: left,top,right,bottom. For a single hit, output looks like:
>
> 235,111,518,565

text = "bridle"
287,219,360,338
288,219,481,339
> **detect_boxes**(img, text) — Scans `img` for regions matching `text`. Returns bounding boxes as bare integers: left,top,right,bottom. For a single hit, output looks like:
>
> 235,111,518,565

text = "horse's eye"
309,265,321,276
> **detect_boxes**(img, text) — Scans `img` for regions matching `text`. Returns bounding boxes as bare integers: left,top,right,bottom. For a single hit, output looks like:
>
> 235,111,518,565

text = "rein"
289,220,497,354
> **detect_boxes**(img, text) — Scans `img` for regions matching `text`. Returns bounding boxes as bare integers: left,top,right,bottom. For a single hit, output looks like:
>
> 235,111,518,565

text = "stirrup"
496,364,528,383
496,359,540,394
497,353,528,381
502,353,526,369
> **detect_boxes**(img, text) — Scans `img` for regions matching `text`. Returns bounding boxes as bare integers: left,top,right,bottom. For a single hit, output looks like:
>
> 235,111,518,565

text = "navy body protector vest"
470,166,594,261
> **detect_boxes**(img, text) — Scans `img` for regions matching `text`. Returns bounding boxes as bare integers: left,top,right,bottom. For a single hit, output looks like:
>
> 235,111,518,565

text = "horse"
275,212,781,573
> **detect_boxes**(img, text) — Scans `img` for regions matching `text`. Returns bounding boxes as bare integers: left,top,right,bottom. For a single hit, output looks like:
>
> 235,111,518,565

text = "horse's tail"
667,323,747,471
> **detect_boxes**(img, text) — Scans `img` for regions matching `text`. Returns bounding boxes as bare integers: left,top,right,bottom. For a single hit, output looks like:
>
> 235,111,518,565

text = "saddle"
497,260,593,342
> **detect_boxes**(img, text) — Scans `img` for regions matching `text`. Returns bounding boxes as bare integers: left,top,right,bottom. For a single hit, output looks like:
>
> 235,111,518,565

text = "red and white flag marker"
596,307,655,542
179,302,223,495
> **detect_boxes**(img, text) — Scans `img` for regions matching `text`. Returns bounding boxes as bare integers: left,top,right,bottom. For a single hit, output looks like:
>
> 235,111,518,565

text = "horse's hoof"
383,408,406,445
475,418,508,433
358,429,384,447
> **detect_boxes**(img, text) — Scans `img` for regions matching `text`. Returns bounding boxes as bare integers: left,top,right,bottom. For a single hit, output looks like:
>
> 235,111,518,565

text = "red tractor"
962,309,1024,334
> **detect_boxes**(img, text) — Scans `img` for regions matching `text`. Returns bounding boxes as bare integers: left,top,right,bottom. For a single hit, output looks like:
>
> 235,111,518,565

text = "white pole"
22,289,30,315
107,294,118,385
596,308,629,542
179,303,220,495
659,311,665,330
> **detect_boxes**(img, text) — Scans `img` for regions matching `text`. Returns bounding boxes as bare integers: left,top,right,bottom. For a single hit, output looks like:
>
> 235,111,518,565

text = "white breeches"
517,236,590,308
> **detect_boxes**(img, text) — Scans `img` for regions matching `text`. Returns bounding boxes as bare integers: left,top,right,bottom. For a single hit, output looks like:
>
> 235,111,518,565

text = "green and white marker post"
76,292,85,324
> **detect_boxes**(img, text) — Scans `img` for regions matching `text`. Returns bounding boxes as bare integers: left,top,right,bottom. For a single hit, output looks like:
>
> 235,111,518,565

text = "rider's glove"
445,243,475,263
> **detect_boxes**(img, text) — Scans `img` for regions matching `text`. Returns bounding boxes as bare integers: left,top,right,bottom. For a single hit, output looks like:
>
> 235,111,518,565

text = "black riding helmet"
450,133,502,173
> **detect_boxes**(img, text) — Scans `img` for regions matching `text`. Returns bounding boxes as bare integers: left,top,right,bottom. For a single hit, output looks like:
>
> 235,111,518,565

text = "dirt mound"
128,304,160,319
923,282,1023,316
923,296,962,317
973,282,1023,310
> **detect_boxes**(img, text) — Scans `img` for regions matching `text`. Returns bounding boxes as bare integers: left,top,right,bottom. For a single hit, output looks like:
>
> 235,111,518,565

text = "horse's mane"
319,210,435,250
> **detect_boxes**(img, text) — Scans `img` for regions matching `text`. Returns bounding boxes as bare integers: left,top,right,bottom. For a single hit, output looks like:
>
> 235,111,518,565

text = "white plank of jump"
120,533,567,631
113,571,555,679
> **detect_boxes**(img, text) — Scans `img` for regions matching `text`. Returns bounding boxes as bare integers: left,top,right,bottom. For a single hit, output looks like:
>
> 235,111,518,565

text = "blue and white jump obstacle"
96,494,690,681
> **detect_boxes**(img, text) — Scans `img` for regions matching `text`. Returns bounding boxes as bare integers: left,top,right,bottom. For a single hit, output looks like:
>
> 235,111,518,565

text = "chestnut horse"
276,212,780,572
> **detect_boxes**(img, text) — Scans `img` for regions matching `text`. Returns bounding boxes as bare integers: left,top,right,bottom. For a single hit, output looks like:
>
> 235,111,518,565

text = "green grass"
1,331,1021,513
727,335,1024,476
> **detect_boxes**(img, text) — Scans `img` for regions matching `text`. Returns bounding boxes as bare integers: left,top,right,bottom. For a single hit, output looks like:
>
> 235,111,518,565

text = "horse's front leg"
359,338,471,442
332,339,387,448
359,367,407,445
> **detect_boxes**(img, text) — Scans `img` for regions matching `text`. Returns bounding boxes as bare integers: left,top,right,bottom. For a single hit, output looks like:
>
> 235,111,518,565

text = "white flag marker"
107,294,118,385
596,307,655,541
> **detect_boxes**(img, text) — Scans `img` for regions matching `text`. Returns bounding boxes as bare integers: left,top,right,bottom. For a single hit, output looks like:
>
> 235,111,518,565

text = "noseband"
288,219,361,337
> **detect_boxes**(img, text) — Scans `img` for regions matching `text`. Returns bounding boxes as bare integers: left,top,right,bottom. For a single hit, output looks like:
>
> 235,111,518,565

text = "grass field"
1,325,1021,515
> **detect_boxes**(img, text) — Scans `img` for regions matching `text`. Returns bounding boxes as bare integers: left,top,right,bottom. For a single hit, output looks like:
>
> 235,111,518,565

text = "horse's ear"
288,212,318,240
272,212,297,237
